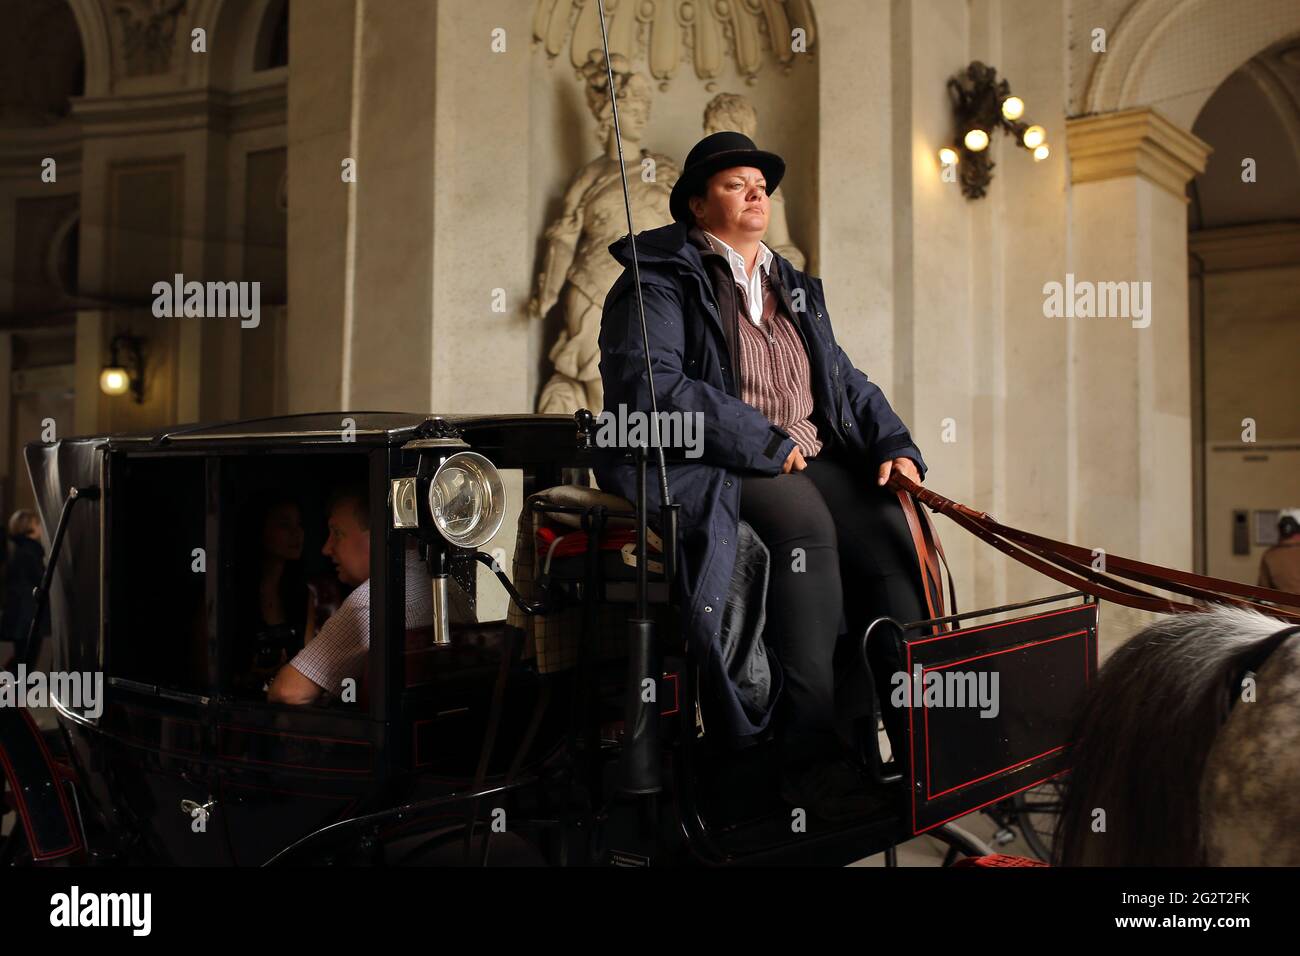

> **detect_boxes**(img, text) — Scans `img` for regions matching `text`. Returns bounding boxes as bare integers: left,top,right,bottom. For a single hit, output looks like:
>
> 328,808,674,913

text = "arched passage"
1085,0,1300,127
64,0,111,97
1186,36,1300,580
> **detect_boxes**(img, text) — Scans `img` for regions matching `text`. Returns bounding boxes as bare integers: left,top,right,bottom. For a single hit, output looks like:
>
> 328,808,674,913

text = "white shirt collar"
701,230,773,325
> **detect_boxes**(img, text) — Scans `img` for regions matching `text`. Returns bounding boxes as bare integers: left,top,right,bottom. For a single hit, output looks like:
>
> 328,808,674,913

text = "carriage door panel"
100,455,232,863
900,601,1099,836
96,685,233,865
213,702,381,865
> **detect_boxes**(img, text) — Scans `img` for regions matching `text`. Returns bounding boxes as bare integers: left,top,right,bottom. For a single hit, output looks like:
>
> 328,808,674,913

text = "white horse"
1055,605,1300,865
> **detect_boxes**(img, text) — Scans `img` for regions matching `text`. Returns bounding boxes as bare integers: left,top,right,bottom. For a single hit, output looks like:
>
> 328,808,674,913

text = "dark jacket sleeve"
834,343,927,479
600,278,796,474
805,275,926,478
832,344,926,475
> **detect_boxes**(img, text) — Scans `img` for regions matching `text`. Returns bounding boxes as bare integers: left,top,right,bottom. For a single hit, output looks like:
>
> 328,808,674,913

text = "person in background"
1258,508,1300,594
235,493,317,691
0,509,46,666
267,484,433,705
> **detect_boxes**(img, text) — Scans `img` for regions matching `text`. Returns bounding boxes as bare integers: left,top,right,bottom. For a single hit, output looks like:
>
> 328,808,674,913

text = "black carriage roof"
49,411,579,449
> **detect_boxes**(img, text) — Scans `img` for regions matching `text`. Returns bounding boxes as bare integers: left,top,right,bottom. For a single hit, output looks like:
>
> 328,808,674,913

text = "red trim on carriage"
0,709,84,861
906,605,1096,835
909,604,1085,647
922,629,1089,800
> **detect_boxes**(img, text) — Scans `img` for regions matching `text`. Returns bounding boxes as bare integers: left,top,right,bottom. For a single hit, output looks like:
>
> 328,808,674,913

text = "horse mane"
1055,604,1292,866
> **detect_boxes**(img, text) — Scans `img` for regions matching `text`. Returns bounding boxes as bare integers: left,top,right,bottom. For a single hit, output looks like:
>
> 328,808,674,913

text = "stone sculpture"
529,51,680,414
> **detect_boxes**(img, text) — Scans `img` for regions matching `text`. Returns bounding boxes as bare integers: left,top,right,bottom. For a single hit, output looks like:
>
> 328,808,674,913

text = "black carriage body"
11,411,1097,867
20,413,604,865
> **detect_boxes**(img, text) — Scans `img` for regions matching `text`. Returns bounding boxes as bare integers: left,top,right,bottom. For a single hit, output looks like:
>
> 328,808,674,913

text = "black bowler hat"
669,131,786,225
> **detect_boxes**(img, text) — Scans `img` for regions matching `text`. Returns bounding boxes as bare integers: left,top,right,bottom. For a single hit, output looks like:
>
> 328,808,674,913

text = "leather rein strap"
888,473,1300,626
895,487,956,633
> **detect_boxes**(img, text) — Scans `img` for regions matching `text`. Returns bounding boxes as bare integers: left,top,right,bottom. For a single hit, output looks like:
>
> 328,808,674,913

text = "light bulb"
938,146,959,166
1022,125,1046,149
1001,96,1025,121
100,367,129,396
963,128,990,152
1033,144,1050,162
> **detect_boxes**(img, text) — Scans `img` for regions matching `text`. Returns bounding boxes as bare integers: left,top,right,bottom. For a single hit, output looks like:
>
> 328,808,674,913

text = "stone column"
815,0,893,385
427,0,533,415
880,0,982,612
342,0,438,411
1064,107,1210,646
285,0,356,412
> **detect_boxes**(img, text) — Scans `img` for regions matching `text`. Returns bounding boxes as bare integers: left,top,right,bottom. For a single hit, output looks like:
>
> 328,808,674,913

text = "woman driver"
596,132,929,823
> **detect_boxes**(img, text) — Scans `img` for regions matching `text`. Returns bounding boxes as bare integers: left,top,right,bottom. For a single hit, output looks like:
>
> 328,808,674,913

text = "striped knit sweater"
691,230,823,459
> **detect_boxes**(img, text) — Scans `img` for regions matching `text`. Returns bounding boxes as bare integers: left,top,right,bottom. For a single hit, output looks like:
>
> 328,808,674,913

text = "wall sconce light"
100,332,145,403
939,61,1050,199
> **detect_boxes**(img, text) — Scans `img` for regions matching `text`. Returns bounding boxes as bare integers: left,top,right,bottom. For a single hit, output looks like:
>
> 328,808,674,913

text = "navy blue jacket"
595,221,926,741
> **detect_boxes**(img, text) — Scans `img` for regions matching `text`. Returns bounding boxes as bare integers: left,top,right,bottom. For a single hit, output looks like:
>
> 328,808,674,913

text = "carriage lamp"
390,478,420,529
423,451,506,648
427,452,506,549
941,61,1050,199
100,333,145,403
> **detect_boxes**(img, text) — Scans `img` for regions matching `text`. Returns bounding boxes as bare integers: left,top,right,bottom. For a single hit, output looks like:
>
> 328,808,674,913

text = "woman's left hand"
877,456,922,487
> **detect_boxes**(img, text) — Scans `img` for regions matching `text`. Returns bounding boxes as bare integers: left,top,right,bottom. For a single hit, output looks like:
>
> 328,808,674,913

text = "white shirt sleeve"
286,580,370,694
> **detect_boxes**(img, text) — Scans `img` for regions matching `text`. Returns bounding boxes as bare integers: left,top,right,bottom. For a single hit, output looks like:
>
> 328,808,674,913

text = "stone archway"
64,0,112,97
1063,0,1300,617
1084,0,1300,126
1186,37,1300,580
189,0,288,90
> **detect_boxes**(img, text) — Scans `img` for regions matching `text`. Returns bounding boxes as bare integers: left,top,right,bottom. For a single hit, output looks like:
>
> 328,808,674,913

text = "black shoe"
779,756,892,824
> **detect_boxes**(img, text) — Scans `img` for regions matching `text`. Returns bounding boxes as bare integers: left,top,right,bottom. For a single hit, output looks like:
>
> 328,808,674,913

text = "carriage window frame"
103,450,213,702
103,447,388,717
208,446,387,722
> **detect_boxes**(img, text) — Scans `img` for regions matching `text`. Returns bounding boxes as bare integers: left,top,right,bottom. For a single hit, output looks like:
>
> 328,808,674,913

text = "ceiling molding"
1188,221,1300,272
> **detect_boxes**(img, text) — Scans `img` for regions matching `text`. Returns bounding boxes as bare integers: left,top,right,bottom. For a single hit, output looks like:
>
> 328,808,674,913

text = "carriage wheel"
932,822,993,865
380,820,550,866
1011,778,1068,862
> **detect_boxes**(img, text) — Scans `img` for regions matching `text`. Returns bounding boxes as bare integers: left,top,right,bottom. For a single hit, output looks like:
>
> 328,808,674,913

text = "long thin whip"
595,0,671,507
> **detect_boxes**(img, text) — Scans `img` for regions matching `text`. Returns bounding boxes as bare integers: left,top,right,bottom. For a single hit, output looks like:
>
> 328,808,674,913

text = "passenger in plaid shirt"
267,486,432,704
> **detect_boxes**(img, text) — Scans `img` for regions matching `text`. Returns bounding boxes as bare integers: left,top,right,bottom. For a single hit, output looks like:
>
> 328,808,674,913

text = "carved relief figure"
529,51,680,414
533,0,818,87
114,0,187,77
703,93,805,270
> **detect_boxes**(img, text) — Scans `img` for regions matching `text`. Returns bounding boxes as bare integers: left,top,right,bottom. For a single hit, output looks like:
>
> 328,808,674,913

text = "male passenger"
268,485,432,705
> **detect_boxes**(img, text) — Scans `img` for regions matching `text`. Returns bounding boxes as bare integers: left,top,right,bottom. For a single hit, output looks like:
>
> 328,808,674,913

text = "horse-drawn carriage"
1,409,1104,866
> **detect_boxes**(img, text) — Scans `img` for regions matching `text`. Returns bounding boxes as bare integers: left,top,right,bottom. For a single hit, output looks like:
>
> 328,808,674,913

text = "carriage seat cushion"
529,484,664,581
505,484,664,673
504,484,775,723
525,483,642,530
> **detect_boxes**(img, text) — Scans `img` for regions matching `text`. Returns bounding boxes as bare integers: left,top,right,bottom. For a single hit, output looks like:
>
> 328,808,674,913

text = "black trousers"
739,445,926,772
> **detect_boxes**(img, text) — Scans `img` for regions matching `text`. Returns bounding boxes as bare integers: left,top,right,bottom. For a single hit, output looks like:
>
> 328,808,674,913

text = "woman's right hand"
782,447,807,473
